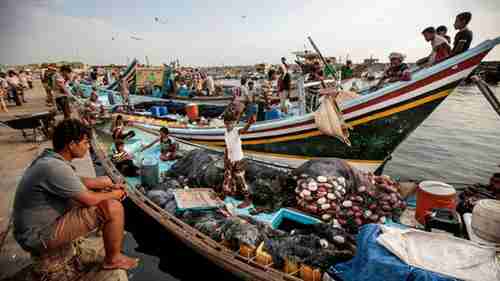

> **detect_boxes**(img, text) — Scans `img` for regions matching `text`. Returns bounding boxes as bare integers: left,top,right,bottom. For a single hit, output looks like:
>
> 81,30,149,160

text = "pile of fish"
295,173,406,233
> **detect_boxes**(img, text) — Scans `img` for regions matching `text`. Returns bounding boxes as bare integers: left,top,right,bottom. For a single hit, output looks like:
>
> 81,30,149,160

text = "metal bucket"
141,156,159,189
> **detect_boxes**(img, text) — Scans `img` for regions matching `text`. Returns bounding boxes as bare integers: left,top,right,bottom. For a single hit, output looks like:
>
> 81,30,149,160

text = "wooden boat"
99,59,235,105
119,37,500,173
89,125,335,281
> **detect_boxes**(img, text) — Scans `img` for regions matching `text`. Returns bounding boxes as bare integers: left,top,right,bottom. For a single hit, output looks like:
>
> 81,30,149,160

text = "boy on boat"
111,115,136,140
451,12,473,56
222,108,256,209
112,139,141,177
437,25,451,44
142,127,178,161
13,119,138,272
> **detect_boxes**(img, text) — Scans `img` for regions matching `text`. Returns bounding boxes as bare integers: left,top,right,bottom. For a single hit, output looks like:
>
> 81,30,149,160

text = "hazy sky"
1,0,499,66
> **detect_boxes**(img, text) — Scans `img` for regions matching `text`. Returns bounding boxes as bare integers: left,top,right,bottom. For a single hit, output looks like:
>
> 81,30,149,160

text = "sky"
1,0,500,66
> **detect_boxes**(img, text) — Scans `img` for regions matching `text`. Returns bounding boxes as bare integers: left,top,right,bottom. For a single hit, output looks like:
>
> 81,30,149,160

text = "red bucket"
415,181,456,225
185,103,199,121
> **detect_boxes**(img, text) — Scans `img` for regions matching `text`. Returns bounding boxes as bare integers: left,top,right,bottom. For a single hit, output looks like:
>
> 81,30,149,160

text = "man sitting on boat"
142,127,178,161
373,52,411,89
222,108,256,209
12,119,138,271
417,27,451,67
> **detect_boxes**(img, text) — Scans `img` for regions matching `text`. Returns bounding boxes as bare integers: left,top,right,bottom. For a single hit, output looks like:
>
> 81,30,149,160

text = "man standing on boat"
12,119,139,271
222,108,256,209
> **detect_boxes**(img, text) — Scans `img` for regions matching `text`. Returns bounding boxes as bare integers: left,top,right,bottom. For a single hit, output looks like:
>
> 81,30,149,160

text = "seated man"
451,12,473,57
418,27,451,67
12,119,138,270
374,52,411,89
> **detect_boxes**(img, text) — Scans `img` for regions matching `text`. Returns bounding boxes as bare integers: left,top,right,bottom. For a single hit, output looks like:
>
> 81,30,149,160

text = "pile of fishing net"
292,159,406,233
166,149,294,211
263,223,356,270
180,211,282,249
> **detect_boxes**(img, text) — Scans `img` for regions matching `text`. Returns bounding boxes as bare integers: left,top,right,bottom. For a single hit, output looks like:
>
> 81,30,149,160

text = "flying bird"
155,17,168,24
130,36,143,41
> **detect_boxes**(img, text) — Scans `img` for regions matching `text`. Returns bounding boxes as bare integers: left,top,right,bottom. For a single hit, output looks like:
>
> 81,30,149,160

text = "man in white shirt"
222,109,256,209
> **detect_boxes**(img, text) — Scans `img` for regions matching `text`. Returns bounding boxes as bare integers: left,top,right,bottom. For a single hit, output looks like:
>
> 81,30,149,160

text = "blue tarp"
327,224,459,281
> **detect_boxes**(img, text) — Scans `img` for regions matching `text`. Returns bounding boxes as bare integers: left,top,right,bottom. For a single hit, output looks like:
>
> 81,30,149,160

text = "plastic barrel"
141,157,159,189
186,103,199,121
415,181,456,225
471,199,500,243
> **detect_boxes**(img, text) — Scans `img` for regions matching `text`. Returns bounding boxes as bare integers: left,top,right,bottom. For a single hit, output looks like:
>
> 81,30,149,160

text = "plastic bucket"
415,181,456,225
186,103,199,121
141,157,159,189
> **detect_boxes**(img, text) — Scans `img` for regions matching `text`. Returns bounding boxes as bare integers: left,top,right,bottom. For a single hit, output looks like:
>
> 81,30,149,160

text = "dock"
0,81,127,281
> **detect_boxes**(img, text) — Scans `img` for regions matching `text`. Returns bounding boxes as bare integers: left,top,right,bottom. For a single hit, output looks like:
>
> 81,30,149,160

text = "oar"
307,36,337,88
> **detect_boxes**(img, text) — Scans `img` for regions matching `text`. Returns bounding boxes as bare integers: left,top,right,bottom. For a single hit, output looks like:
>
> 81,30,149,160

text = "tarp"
327,224,459,281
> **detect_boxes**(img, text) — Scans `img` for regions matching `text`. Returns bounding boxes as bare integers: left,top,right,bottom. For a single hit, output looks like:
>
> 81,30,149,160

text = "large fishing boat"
107,38,500,172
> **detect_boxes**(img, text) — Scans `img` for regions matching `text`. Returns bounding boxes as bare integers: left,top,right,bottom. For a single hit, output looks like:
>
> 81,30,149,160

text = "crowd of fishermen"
0,69,33,112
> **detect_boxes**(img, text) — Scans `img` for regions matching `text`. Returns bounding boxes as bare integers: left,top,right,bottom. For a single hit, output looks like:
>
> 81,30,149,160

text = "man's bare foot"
103,254,139,270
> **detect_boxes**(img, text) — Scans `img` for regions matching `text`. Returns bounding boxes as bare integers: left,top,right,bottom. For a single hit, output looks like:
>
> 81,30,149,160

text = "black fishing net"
263,225,355,270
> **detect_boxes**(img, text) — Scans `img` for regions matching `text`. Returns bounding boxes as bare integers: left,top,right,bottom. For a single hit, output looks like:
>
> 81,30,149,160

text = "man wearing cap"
374,52,411,89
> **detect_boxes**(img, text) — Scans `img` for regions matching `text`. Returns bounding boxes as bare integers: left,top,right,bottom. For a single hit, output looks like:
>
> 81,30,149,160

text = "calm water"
385,85,500,184
121,84,500,281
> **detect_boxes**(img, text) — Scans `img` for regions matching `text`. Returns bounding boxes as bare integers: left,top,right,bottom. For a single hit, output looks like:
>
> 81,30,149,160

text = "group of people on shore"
0,69,33,112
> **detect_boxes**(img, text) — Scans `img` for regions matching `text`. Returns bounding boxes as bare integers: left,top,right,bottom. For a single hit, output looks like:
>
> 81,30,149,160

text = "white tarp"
377,225,500,281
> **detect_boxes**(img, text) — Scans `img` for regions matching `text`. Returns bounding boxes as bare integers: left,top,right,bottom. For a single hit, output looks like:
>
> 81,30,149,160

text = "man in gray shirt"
13,119,138,270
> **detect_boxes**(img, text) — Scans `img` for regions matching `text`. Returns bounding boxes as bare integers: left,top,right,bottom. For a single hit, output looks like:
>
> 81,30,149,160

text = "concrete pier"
0,81,126,281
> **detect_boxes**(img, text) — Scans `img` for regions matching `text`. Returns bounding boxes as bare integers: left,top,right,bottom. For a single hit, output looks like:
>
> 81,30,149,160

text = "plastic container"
150,106,160,117
185,103,199,121
424,208,461,236
300,265,322,281
255,242,273,266
159,106,168,116
415,181,456,225
239,244,256,259
265,108,281,120
472,199,500,243
141,156,159,189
